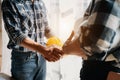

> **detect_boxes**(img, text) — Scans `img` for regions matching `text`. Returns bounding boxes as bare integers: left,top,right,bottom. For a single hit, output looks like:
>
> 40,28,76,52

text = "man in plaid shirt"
63,0,120,80
1,0,63,80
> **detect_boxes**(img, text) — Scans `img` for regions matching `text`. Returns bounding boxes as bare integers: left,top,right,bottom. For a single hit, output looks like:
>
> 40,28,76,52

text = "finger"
44,56,51,62
54,48,64,56
47,51,61,61
51,54,60,61
46,56,60,62
68,31,74,41
44,56,57,62
49,53,62,61
45,48,63,62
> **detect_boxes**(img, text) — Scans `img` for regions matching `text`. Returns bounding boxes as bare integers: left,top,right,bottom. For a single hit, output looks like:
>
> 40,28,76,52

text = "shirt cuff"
15,34,27,45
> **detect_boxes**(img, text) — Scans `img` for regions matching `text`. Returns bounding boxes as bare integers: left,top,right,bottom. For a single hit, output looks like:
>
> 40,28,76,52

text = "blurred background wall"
0,0,12,75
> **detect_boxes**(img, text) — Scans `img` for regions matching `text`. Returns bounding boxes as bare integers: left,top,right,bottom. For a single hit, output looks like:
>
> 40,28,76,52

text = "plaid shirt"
2,0,49,52
79,0,120,68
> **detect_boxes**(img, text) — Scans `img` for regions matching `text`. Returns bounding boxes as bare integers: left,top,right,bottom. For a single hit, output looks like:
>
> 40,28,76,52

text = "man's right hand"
20,37,63,62
40,45,64,62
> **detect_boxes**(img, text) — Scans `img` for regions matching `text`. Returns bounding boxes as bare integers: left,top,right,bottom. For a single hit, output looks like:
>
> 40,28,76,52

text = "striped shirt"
79,0,120,69
2,0,49,52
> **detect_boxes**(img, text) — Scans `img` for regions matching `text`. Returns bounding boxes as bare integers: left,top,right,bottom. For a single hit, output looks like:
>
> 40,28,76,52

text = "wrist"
35,44,47,54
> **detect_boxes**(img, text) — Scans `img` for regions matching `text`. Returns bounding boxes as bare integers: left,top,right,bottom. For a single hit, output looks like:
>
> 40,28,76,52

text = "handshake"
42,31,87,62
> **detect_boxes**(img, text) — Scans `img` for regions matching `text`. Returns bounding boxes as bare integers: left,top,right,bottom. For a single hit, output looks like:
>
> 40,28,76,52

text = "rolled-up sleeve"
2,1,27,45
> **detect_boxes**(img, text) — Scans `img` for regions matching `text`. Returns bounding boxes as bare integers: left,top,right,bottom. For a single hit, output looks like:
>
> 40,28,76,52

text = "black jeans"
80,60,117,80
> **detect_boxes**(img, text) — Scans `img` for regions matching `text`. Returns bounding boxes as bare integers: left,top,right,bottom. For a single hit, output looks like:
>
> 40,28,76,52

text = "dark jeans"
11,50,46,80
80,60,118,80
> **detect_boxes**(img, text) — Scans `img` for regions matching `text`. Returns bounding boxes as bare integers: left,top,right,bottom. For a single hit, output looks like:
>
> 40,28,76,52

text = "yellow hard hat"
46,36,63,47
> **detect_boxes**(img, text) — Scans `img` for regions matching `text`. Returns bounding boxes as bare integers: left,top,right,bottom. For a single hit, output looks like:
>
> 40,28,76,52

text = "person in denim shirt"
1,0,63,80
63,0,120,80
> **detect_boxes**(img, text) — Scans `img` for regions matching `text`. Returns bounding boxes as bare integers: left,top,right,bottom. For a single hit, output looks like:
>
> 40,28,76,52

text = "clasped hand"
42,45,63,62
42,31,87,62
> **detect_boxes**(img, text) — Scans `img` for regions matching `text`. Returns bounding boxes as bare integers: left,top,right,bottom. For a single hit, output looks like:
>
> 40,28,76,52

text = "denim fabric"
11,50,46,80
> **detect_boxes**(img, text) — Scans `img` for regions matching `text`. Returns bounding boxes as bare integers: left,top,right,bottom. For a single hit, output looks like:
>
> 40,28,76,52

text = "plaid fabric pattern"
79,0,120,63
2,0,48,52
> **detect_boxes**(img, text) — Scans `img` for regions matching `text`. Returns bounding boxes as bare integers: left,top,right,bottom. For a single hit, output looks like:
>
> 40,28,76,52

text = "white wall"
44,0,60,37
1,27,11,75
0,0,11,75
0,0,12,75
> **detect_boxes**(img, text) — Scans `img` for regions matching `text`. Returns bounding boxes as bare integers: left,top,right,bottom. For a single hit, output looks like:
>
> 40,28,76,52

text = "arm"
2,1,63,62
20,37,63,62
63,0,120,59
63,31,87,59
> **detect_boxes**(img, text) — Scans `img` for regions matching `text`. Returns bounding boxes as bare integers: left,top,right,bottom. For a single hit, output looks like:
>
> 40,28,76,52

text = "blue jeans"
11,50,46,80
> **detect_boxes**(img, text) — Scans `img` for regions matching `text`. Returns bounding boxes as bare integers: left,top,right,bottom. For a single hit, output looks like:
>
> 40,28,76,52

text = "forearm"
68,38,87,58
63,36,87,59
20,37,46,54
20,37,63,62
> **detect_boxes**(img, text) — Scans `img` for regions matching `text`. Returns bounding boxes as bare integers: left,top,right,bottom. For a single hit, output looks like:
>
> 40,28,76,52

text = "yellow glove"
46,36,63,47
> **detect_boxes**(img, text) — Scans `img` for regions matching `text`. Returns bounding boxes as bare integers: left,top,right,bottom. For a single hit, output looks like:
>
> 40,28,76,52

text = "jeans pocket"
11,51,37,66
12,57,30,66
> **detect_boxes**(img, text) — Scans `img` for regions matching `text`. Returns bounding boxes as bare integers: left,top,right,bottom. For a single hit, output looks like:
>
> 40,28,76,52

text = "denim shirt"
2,0,48,52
